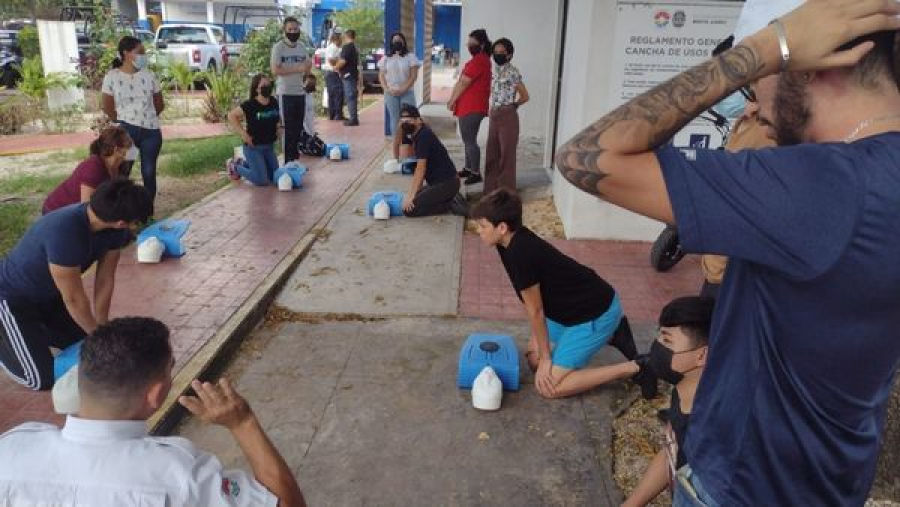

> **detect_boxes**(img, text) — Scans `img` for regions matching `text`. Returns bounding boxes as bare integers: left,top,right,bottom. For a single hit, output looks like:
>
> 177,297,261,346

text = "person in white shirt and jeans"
0,317,306,507
379,31,420,136
322,31,345,121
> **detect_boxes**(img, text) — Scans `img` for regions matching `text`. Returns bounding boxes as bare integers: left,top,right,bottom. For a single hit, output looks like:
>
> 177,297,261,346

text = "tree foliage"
236,18,283,78
332,0,384,55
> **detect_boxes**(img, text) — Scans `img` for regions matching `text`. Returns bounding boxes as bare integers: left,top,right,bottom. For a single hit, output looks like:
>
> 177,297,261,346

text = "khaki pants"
484,105,519,194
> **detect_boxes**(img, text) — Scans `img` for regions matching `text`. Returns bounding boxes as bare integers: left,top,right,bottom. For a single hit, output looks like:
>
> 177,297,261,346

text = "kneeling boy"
471,189,656,398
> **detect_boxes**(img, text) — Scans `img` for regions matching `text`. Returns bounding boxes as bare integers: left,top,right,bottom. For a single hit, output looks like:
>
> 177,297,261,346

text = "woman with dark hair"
227,74,281,186
484,37,529,194
43,126,134,214
101,36,164,207
449,28,492,185
378,31,421,136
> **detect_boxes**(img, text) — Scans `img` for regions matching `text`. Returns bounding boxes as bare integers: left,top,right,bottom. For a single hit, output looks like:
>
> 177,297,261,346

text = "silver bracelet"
770,19,790,72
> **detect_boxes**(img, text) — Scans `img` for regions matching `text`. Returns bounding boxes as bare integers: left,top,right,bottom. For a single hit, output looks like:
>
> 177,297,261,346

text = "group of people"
2,0,900,505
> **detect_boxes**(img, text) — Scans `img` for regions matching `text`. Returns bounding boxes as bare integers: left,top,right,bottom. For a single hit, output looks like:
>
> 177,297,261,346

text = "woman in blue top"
227,74,281,186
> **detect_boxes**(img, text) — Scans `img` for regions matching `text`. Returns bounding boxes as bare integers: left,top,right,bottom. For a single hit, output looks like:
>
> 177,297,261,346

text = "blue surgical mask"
712,91,746,120
133,54,148,70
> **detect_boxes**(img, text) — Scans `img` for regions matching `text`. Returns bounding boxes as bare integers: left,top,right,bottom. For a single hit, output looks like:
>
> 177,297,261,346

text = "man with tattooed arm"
554,0,900,505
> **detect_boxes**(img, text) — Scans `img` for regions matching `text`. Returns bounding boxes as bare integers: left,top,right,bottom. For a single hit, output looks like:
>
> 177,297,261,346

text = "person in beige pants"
484,38,529,194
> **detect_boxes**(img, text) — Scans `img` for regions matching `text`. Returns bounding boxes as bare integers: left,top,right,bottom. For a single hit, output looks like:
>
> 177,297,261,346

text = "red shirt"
455,53,491,117
43,155,110,214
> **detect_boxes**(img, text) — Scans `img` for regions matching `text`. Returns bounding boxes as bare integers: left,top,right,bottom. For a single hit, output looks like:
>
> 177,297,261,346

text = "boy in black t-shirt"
471,189,657,399
623,296,712,507
397,104,468,217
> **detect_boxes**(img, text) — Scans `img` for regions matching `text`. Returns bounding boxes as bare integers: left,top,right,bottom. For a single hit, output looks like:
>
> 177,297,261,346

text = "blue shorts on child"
546,294,622,369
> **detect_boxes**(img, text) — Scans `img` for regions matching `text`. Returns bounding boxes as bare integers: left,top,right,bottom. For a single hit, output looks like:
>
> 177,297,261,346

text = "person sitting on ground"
0,178,152,391
227,74,281,186
396,104,469,217
623,296,714,507
471,188,657,399
42,126,134,214
0,317,306,506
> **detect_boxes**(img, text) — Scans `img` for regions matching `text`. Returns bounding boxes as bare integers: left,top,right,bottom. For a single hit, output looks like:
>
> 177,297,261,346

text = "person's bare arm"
79,184,96,203
520,285,555,397
93,249,120,325
392,125,403,159
513,82,529,107
101,93,117,122
49,264,98,334
554,1,900,225
228,106,253,146
180,379,306,507
334,58,346,71
153,92,164,115
401,64,419,93
447,74,473,111
622,449,670,507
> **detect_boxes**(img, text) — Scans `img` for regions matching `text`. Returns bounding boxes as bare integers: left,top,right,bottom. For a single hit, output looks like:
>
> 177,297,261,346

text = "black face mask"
468,45,480,56
648,341,701,385
285,32,300,43
493,54,508,66
304,84,315,93
400,121,415,135
391,41,404,54
259,85,273,98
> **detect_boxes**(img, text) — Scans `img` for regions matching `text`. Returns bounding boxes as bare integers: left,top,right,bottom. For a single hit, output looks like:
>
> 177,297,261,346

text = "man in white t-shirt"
322,31,345,121
0,317,306,507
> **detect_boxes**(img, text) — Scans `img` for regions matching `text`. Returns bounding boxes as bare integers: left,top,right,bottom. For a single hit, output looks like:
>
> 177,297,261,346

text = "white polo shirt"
0,417,277,506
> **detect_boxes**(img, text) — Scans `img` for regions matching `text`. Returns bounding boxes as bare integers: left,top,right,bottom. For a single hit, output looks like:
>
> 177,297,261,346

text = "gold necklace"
843,114,900,142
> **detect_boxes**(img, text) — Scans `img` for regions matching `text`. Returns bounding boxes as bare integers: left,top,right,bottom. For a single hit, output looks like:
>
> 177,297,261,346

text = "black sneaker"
633,354,659,400
608,316,637,360
449,193,470,217
464,173,483,185
457,168,473,178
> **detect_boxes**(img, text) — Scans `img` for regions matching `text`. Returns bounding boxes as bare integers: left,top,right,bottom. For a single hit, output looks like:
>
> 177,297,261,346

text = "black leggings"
404,178,461,218
0,298,85,391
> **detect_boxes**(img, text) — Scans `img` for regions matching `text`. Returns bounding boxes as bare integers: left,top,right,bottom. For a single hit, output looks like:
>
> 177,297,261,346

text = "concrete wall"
552,0,665,240
459,0,561,141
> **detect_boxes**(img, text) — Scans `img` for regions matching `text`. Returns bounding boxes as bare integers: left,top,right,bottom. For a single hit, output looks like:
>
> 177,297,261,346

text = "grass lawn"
0,134,240,256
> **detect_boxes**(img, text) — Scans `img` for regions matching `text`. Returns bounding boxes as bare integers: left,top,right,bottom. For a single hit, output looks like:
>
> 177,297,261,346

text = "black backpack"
298,131,326,157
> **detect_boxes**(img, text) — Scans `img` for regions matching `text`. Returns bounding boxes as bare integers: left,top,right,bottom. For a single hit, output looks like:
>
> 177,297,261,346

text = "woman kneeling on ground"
42,126,133,215
227,74,281,186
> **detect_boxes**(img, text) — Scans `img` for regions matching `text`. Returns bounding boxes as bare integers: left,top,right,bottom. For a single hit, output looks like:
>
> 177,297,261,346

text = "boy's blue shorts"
546,294,622,370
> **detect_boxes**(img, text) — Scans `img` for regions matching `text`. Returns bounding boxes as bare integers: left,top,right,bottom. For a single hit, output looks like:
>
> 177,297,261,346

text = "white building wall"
163,0,275,23
459,0,561,140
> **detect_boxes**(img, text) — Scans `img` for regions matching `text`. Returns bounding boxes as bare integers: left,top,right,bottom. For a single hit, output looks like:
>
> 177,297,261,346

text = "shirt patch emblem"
680,149,697,161
221,478,241,498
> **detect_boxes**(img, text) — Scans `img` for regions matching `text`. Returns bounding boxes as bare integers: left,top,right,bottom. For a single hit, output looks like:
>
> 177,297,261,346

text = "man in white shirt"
322,31,345,121
0,317,306,507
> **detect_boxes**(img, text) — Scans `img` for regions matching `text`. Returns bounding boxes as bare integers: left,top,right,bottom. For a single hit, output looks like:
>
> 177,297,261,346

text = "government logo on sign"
673,10,687,28
654,10,670,28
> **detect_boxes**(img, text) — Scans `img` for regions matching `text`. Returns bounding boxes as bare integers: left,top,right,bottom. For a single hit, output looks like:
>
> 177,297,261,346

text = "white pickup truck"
154,24,228,73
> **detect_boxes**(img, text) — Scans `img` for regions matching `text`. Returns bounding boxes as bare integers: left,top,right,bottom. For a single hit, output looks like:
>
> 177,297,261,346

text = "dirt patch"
263,305,387,327
612,391,672,507
155,173,228,218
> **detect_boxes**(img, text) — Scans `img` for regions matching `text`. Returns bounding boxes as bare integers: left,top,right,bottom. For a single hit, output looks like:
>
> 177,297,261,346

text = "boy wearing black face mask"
624,296,714,507
270,16,311,162
396,104,469,217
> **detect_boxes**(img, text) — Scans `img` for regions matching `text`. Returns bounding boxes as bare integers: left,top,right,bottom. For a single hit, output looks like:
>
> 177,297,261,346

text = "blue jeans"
120,122,162,202
673,466,719,507
384,89,415,136
342,75,359,122
241,144,278,186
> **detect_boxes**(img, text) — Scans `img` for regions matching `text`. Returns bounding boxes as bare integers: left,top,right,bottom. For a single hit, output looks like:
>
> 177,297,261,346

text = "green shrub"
236,19,283,77
0,95,30,135
17,26,39,59
201,69,243,123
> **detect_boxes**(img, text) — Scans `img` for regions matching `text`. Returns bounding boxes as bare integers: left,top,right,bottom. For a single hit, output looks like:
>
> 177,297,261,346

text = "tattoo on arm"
556,45,765,197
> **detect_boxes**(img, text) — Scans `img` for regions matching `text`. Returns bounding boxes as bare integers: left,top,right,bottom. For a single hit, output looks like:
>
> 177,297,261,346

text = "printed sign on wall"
609,1,742,148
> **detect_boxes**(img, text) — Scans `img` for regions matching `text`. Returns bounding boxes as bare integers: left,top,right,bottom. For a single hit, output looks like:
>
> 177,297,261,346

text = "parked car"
361,48,384,92
154,24,228,73
0,30,22,89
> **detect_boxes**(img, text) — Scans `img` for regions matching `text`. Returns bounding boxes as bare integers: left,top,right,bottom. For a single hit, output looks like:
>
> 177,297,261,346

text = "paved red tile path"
0,100,388,432
459,234,703,324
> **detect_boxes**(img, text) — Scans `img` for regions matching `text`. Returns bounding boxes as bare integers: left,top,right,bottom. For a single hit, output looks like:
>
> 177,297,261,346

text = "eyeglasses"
739,85,756,103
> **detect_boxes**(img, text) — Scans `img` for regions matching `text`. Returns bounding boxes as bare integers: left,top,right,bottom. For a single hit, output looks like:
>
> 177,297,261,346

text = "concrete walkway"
0,99,389,433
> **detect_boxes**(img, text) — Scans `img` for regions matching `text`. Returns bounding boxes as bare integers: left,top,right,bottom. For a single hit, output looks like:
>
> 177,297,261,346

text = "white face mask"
133,54,148,70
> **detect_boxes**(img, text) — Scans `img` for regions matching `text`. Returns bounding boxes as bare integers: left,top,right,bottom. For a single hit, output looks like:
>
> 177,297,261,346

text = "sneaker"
449,193,470,217
464,173,483,185
343,120,360,126
457,168,473,178
608,316,637,360
632,354,659,400
226,159,241,181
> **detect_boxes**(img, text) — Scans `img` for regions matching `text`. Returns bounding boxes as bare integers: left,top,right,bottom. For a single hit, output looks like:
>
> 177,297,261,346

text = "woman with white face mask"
101,36,165,214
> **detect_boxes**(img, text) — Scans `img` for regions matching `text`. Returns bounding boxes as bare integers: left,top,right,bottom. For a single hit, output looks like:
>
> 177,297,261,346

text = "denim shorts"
546,295,622,369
